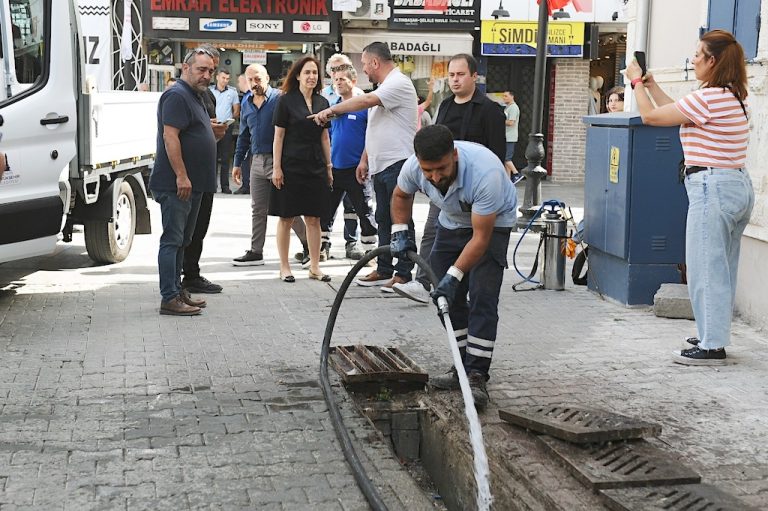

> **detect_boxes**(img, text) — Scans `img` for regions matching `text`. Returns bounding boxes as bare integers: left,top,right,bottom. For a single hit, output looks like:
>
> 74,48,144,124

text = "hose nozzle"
436,296,450,315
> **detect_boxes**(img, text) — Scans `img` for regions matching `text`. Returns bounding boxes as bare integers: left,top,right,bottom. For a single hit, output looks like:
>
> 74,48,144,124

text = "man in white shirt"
314,42,418,291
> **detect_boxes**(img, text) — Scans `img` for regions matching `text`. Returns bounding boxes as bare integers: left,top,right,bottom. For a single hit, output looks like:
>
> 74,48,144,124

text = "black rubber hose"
319,246,439,511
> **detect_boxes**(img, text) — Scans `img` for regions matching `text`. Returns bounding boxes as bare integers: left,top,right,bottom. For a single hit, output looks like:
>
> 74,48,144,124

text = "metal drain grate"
329,345,428,387
499,405,662,443
538,436,701,490
599,484,759,510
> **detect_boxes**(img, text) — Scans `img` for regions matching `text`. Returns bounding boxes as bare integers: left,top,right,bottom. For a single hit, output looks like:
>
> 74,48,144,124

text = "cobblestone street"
0,183,766,509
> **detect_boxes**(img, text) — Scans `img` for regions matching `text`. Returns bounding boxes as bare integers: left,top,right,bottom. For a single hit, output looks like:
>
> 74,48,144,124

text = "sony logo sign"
246,19,284,33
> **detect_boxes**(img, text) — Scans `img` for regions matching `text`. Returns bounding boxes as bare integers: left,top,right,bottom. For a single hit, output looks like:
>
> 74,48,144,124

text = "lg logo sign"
292,21,330,34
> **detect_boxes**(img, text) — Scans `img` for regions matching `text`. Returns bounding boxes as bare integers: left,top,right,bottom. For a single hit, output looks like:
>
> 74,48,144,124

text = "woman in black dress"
271,56,333,282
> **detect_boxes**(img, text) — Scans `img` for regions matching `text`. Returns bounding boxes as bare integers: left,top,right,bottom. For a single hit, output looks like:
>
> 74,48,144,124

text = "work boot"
320,241,331,262
180,288,206,308
468,372,489,411
345,241,365,260
429,367,459,390
160,296,202,316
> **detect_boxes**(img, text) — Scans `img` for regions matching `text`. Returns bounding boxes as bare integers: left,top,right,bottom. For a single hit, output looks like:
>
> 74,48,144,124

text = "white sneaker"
392,280,431,304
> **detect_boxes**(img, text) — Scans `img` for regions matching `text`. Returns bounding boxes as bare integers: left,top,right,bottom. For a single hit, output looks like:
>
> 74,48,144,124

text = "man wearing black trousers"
182,45,225,294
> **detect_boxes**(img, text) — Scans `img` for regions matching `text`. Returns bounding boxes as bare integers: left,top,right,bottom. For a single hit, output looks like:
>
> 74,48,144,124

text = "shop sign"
389,0,478,30
199,18,237,31
243,50,268,64
342,30,473,56
479,0,628,23
480,21,585,57
143,0,339,42
292,20,330,34
245,19,284,32
152,17,190,30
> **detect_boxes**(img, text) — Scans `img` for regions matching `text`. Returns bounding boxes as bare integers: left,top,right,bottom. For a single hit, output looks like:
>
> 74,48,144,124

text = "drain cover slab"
329,345,428,385
599,484,760,510
538,436,701,490
499,405,662,443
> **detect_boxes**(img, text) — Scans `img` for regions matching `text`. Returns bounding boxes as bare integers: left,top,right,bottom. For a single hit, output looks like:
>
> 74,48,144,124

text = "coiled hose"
320,246,439,511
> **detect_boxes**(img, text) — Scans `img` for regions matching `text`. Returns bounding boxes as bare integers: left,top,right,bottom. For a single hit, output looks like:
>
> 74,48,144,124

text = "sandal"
308,270,331,282
280,273,295,283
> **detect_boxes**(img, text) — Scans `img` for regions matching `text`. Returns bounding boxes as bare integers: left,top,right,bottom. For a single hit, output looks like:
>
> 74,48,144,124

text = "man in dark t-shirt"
149,48,221,316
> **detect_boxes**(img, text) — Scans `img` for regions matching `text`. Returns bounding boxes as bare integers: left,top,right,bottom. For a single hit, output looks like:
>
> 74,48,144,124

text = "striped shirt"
675,87,750,169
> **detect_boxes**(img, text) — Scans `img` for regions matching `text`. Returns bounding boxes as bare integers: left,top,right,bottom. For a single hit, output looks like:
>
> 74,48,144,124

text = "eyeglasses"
329,64,353,73
184,47,214,64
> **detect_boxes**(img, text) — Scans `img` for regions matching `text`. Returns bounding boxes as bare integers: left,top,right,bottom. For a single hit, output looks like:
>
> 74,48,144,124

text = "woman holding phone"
627,30,754,365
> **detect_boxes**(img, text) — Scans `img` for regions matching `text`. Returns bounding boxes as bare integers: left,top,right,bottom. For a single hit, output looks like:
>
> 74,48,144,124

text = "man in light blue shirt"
390,125,516,410
210,68,240,194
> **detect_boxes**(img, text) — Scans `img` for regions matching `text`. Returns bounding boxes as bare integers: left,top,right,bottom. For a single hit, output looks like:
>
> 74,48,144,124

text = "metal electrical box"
583,113,687,306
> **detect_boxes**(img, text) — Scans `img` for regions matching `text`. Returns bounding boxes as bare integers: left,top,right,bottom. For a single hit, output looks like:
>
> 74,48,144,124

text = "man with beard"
150,48,225,315
389,125,517,410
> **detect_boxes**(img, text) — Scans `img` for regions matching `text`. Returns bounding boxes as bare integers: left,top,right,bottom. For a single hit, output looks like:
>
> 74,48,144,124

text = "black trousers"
216,127,233,192
320,168,377,243
182,191,213,279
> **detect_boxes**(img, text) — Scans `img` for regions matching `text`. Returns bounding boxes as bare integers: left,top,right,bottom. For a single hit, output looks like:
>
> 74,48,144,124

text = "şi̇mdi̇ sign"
480,20,585,57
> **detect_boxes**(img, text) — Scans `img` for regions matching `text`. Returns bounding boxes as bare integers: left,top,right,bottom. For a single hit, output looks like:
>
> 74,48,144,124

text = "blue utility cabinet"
583,113,687,305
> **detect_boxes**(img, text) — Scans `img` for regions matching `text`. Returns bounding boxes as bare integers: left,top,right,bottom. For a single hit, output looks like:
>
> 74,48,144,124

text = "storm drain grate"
538,436,701,490
330,345,428,388
599,484,759,510
499,405,662,443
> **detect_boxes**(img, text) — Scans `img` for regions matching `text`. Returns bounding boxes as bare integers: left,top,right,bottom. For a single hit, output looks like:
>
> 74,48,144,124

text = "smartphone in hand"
222,118,236,127
634,51,647,77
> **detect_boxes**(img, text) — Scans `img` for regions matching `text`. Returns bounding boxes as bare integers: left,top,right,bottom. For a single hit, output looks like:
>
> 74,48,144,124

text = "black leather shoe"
182,276,223,294
233,187,249,194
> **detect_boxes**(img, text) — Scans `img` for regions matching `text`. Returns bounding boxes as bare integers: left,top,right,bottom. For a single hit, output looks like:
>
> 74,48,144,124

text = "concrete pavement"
0,182,766,509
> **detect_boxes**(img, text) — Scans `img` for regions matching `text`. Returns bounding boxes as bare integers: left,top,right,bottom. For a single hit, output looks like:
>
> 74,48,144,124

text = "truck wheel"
84,181,136,264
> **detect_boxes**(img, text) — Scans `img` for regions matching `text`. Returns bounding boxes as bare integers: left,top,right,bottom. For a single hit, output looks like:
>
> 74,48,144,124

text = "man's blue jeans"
153,190,203,302
685,168,754,350
373,160,414,279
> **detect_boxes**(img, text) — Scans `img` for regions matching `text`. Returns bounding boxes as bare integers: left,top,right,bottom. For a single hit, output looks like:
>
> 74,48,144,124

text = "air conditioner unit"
342,0,390,21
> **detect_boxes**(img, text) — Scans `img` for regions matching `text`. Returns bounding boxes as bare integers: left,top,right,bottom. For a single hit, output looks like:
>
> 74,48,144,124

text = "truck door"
0,0,77,263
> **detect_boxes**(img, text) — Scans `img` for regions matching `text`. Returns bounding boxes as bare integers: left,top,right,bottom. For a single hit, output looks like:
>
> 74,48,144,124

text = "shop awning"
342,30,474,57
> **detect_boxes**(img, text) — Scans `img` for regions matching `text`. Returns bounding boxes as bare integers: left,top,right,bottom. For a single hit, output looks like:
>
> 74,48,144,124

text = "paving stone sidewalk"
0,182,766,509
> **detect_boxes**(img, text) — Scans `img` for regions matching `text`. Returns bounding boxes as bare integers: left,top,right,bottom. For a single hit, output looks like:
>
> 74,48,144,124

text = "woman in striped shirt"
627,30,755,366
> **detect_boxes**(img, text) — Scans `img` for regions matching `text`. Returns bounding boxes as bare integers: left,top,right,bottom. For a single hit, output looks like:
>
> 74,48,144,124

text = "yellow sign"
480,21,585,57
609,146,620,184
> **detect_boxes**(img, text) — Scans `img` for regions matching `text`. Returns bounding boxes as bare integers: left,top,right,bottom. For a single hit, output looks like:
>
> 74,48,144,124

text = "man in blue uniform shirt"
390,125,517,409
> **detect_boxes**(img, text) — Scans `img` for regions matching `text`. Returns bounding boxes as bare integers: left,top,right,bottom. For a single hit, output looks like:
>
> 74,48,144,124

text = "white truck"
0,0,159,264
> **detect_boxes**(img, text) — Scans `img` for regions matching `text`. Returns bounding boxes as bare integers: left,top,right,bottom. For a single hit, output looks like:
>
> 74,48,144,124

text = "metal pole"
518,0,550,231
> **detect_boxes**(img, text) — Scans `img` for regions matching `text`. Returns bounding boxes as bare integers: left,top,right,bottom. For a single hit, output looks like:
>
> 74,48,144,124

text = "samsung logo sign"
199,18,237,32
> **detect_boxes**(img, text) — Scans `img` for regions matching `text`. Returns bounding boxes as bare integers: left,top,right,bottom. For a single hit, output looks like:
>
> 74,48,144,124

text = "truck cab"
0,0,78,262
0,0,158,265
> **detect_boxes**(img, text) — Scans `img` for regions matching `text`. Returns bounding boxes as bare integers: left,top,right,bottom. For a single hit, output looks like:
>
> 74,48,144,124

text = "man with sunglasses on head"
150,47,225,315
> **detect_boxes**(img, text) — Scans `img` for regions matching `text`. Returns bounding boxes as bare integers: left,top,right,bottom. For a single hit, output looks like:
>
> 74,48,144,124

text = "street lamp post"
518,0,551,230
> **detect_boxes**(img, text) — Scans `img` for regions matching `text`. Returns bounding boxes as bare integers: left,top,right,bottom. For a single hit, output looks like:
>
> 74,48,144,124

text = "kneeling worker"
390,125,517,409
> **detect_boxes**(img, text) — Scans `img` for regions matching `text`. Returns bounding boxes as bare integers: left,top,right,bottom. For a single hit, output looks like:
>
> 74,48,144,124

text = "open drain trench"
320,248,758,510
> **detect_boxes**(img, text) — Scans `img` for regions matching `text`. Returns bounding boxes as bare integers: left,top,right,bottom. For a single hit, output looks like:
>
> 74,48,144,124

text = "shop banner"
343,30,473,56
143,0,340,42
479,0,628,23
389,0,478,30
480,20,585,57
77,0,113,91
